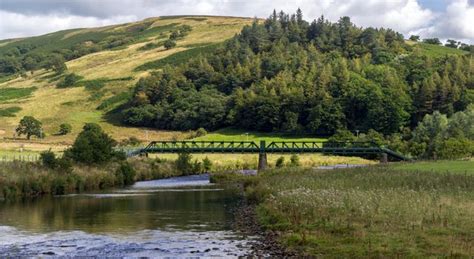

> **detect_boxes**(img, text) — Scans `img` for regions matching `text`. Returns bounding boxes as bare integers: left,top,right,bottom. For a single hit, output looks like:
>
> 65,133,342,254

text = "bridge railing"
264,141,382,154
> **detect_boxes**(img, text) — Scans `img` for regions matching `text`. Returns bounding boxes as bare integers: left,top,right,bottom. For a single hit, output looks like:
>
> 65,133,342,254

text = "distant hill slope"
0,16,253,143
406,41,469,58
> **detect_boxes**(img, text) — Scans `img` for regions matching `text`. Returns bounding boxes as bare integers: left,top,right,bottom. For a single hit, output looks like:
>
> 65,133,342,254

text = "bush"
164,39,177,50
40,150,57,169
56,157,73,174
57,73,83,88
290,154,300,167
58,123,72,135
195,127,207,137
175,152,193,175
65,123,122,164
116,162,136,186
193,160,202,173
276,156,285,168
202,157,212,172
437,138,474,159
39,150,73,173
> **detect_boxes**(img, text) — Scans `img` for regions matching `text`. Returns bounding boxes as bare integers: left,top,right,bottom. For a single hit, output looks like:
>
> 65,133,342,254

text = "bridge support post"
258,140,267,172
258,153,267,171
380,153,388,164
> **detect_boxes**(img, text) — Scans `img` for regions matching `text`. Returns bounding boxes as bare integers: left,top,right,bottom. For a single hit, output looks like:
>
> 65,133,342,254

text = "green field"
193,128,326,142
394,160,474,174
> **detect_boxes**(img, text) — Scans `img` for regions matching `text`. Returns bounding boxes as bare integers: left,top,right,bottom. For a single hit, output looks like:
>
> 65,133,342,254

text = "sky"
0,0,472,43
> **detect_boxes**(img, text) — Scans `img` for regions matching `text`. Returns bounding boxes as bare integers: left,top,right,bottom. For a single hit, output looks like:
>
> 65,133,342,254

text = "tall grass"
0,158,182,199
235,166,474,257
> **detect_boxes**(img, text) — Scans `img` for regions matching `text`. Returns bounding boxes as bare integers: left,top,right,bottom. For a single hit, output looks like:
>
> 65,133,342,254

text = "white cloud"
0,0,471,43
0,10,136,39
417,0,474,43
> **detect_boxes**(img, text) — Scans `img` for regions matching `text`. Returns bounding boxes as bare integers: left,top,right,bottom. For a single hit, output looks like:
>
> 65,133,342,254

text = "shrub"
164,39,177,50
57,73,83,88
276,156,285,168
195,127,207,137
193,160,202,173
40,150,57,169
116,162,136,186
39,150,73,173
437,138,474,159
290,154,300,167
175,152,193,175
65,123,122,164
202,157,212,172
58,123,72,135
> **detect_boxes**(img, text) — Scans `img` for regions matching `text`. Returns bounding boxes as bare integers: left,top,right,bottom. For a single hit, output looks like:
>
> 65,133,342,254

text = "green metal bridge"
126,140,408,169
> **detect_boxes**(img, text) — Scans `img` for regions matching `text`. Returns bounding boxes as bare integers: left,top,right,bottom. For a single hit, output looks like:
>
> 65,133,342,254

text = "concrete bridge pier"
258,152,267,171
258,140,267,171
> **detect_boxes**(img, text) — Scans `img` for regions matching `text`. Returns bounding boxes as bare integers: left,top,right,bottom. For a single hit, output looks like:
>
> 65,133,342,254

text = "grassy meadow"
193,128,327,142
405,41,470,58
213,162,474,257
394,160,474,174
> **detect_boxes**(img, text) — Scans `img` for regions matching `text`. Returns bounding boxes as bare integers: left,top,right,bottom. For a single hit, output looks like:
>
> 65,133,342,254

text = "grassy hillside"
406,41,470,58
193,128,327,142
0,16,254,146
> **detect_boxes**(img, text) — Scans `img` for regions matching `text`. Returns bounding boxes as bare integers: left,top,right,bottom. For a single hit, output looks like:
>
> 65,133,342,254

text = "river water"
0,174,257,257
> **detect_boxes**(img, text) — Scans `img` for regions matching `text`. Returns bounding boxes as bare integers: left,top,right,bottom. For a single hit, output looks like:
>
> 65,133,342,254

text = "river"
0,174,257,257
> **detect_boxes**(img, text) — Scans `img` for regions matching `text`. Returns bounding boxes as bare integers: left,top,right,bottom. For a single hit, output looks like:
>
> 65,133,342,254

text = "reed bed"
0,158,180,199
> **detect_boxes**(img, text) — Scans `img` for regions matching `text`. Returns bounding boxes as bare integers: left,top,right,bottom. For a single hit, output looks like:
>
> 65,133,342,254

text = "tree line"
122,9,473,138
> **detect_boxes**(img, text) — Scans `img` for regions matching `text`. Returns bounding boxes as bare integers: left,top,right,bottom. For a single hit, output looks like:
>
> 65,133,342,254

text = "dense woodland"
123,10,473,136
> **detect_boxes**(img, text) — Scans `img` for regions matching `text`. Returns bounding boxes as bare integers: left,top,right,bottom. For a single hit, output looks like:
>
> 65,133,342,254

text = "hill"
0,11,472,159
0,16,254,145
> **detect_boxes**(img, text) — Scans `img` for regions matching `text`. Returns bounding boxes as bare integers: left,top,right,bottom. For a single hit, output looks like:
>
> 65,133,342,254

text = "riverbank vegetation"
152,153,373,171
0,124,187,199
212,162,474,257
0,158,180,199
